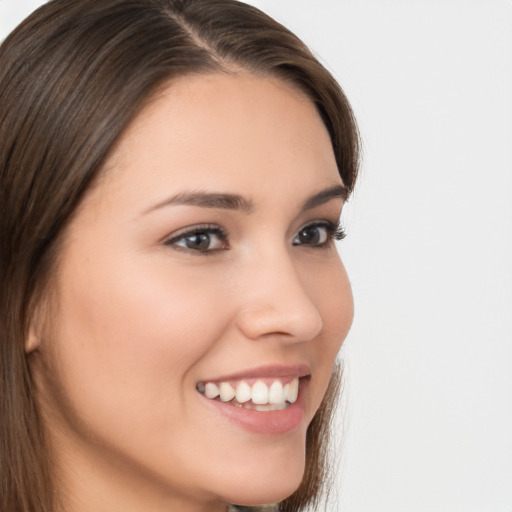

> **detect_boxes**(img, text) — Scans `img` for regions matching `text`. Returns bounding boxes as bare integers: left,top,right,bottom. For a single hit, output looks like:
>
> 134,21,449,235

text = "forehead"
97,72,341,208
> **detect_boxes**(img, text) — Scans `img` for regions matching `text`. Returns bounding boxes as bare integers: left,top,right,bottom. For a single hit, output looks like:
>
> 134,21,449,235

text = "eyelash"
292,220,346,249
164,220,346,254
164,224,229,254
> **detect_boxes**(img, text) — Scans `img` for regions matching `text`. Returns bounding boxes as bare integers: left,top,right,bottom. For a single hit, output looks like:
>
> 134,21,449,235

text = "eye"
164,224,229,253
292,221,346,247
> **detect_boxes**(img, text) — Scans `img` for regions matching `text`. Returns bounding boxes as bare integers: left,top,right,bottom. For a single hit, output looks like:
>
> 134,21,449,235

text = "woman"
0,1,359,511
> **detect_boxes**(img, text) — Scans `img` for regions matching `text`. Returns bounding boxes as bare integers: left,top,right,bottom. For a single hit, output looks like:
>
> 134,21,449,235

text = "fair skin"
28,73,353,512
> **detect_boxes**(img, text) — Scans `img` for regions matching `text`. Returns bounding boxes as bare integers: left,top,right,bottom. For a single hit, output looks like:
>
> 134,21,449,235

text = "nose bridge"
235,245,323,342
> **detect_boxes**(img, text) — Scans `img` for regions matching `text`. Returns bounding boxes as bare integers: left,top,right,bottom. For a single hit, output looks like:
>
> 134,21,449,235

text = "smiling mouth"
196,377,303,412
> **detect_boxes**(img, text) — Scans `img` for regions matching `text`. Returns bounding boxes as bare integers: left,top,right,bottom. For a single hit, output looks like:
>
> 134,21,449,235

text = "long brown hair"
0,1,359,511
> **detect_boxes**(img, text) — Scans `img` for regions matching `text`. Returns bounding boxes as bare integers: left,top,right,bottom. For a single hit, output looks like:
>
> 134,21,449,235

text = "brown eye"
182,233,212,250
292,221,345,248
166,226,228,253
293,223,330,246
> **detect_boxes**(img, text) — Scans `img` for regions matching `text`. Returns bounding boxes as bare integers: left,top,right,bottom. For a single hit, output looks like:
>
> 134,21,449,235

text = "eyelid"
293,219,346,247
300,218,343,234
164,223,221,241
163,223,228,253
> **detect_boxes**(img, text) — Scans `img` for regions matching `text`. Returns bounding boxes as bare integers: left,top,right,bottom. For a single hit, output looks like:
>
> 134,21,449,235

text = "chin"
226,481,302,508
219,452,306,507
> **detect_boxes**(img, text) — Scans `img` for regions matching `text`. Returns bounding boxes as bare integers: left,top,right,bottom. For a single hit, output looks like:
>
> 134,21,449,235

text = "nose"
234,250,323,343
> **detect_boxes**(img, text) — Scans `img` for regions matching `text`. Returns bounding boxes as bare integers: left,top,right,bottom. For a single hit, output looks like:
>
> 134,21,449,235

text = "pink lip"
198,370,310,435
199,364,311,384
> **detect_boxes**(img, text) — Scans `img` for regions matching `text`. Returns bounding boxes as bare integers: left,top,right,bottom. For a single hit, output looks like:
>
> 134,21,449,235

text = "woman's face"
30,73,353,511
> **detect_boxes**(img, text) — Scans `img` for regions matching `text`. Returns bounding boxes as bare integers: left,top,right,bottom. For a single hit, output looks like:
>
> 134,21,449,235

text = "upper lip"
199,364,311,383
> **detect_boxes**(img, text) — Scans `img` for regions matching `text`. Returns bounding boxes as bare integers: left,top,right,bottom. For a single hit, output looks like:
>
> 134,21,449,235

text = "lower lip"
200,384,307,435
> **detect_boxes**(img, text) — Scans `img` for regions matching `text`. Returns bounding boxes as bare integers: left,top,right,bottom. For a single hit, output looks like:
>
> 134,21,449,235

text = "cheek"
322,262,353,350
305,258,353,412
309,254,353,343
59,248,223,354
42,249,229,437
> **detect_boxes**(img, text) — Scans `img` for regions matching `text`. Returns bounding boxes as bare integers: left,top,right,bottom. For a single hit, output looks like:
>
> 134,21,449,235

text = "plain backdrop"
1,1,511,511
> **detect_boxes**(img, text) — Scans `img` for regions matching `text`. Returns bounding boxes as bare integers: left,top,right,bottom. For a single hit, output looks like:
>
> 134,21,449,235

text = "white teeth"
199,377,300,408
204,382,219,399
219,382,236,402
251,381,269,405
288,378,299,403
269,381,285,404
235,381,252,404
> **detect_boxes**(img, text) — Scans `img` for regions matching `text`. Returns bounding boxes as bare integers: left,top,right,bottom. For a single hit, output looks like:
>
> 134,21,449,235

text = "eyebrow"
142,183,347,216
143,191,254,214
300,184,348,211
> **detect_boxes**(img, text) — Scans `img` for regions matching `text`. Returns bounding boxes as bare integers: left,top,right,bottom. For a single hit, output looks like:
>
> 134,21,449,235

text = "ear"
25,323,41,354
25,303,46,354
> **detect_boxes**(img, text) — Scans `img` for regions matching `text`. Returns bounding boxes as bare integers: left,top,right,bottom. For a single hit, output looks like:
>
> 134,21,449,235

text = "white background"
2,1,511,511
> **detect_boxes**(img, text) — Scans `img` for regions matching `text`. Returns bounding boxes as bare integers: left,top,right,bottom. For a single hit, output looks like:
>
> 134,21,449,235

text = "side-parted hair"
0,1,359,511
